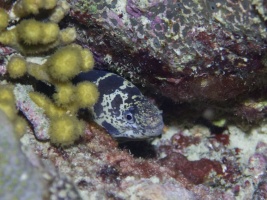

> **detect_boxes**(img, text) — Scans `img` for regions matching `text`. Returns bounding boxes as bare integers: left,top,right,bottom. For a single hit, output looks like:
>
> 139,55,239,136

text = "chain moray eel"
74,70,164,140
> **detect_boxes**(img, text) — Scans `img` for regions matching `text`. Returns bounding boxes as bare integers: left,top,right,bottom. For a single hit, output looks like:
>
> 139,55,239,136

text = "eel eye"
126,113,133,121
124,109,135,123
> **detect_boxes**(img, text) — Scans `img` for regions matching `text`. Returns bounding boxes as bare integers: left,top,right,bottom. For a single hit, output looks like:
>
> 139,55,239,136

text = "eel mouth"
123,114,164,140
145,117,164,137
114,118,164,141
116,132,162,143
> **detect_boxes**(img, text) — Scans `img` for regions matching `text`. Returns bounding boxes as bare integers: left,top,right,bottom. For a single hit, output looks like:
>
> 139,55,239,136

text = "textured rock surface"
0,110,81,199
20,120,239,199
69,0,267,103
0,110,45,199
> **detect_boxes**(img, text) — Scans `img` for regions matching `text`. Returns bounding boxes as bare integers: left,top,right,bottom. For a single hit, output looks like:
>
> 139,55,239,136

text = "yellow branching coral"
13,0,57,17
17,19,43,45
49,115,85,146
59,27,77,44
81,48,95,71
27,63,51,82
0,100,17,121
46,46,82,81
43,0,58,10
7,56,27,78
13,0,68,22
0,8,9,31
0,86,15,102
0,86,17,121
75,82,99,108
29,91,50,108
45,103,67,118
14,116,27,138
49,0,70,23
29,91,66,118
0,29,18,46
42,22,60,44
53,83,75,107
0,1,74,55
0,85,27,137
17,19,60,45
14,0,44,17
1,0,98,147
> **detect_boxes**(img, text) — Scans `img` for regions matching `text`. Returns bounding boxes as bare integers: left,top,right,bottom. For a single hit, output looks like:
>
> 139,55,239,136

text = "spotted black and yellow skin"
74,70,164,139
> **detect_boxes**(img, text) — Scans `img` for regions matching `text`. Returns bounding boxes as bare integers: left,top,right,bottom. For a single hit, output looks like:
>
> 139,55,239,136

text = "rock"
69,0,267,103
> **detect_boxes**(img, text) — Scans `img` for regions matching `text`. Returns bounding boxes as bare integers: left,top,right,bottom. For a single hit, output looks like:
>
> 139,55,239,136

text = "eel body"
74,70,164,139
